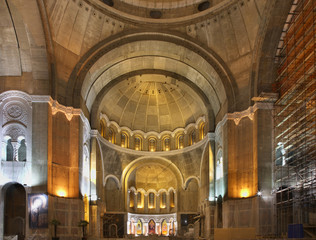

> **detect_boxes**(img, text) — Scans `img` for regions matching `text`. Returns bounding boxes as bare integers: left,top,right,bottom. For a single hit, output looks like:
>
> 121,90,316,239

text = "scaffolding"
273,0,316,237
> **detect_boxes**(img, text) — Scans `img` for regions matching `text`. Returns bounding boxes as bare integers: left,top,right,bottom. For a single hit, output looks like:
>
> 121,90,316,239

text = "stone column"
11,141,19,161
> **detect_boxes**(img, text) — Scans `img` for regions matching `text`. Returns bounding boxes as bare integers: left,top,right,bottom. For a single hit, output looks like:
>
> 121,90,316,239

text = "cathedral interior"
0,0,315,239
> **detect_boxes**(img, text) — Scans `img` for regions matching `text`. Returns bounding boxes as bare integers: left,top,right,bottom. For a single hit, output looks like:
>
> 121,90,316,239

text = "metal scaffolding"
274,0,316,237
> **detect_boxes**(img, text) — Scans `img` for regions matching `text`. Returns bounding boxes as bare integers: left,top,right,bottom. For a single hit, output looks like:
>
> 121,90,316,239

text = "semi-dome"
99,74,207,133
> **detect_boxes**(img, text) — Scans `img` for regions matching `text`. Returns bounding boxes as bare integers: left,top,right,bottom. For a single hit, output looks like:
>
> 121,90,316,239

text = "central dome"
99,74,207,133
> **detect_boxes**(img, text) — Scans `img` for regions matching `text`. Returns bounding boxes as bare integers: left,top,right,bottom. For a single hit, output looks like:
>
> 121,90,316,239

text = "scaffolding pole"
273,0,316,237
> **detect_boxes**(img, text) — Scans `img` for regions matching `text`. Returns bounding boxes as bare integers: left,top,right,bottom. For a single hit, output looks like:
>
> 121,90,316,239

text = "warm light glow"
57,189,66,197
91,194,98,201
240,189,250,198
84,194,89,222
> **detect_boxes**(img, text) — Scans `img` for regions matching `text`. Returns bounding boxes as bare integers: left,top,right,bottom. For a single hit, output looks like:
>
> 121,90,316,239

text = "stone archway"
3,183,26,240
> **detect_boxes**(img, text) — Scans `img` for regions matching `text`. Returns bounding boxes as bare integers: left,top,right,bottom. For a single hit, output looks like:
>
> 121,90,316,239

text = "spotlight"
257,191,262,197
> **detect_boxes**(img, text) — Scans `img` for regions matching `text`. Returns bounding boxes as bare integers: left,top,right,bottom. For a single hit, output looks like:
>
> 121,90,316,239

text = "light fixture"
240,189,249,198
57,189,66,197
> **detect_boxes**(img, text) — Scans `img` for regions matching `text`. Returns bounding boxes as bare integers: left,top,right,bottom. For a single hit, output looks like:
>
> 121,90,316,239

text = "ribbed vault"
99,74,207,132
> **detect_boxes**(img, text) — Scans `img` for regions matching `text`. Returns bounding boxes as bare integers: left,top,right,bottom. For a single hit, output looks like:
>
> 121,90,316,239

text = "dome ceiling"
99,74,207,133
128,163,177,191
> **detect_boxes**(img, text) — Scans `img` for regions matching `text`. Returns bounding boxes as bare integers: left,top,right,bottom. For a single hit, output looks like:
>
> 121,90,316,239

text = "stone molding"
100,112,205,139
128,187,176,197
215,102,274,144
94,130,209,156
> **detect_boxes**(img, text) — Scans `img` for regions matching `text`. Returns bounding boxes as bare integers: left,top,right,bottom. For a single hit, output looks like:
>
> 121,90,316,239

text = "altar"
127,213,177,237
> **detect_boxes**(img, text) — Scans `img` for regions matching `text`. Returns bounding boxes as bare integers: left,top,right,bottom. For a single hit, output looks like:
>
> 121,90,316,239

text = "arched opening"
105,178,121,211
189,130,196,146
137,192,144,209
160,192,166,209
148,192,155,209
4,137,14,161
108,127,115,144
169,191,175,208
100,120,106,138
134,135,142,151
199,122,205,140
177,134,184,149
148,137,157,152
162,136,170,151
121,132,129,148
4,183,26,240
17,137,26,162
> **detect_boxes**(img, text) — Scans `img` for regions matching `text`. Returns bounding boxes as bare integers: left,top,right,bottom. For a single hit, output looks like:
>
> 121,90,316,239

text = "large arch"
121,156,185,192
66,30,237,116
250,0,293,98
90,69,215,130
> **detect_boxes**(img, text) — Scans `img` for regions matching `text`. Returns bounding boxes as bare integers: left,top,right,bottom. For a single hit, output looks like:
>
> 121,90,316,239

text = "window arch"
18,136,26,161
199,122,205,140
137,192,144,208
160,192,167,208
148,137,157,152
134,135,142,151
100,120,106,138
189,130,196,146
148,192,155,209
129,190,135,208
121,132,129,148
3,136,14,161
169,190,175,208
162,136,171,151
108,127,115,143
177,134,184,149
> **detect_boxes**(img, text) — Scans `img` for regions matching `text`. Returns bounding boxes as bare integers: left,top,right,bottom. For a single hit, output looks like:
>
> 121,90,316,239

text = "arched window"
134,135,142,151
177,134,184,149
148,137,156,152
148,192,155,209
18,137,26,161
129,190,134,208
199,122,205,140
169,191,175,208
160,192,166,208
189,130,196,146
100,120,106,138
121,132,129,148
4,137,14,161
137,192,143,208
162,136,170,151
108,128,115,143
215,150,224,197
